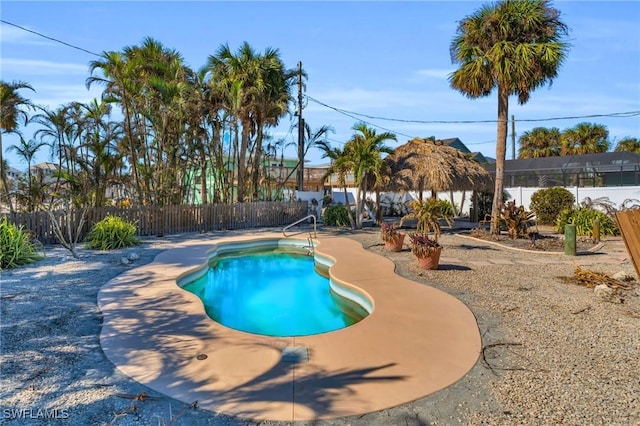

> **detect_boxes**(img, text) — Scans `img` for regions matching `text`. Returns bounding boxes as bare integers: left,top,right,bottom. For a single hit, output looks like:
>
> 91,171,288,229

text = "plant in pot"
380,222,405,252
407,232,443,270
401,198,453,269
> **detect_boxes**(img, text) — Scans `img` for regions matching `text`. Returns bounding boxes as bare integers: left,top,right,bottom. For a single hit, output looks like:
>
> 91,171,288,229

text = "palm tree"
560,122,610,155
0,80,35,212
449,0,569,234
518,127,562,158
205,42,258,202
33,105,74,172
340,122,395,229
88,50,144,204
614,137,640,153
7,136,47,211
89,38,193,206
315,140,356,229
205,42,295,203
75,99,124,207
249,49,296,200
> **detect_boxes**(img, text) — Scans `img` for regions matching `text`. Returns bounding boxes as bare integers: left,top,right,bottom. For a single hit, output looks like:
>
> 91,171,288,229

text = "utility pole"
511,115,516,160
296,61,305,192
511,114,516,186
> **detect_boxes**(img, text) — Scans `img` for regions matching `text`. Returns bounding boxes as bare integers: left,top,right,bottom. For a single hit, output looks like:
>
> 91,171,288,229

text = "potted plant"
380,222,405,252
401,198,453,269
408,232,443,270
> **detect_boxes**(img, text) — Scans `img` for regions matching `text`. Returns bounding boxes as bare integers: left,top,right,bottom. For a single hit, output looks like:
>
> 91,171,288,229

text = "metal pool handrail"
283,214,317,238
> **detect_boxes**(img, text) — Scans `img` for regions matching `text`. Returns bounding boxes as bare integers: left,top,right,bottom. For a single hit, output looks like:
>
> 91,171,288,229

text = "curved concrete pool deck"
98,233,481,421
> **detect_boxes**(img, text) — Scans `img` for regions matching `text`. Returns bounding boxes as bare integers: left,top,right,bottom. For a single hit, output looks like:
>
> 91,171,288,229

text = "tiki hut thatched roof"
384,137,494,193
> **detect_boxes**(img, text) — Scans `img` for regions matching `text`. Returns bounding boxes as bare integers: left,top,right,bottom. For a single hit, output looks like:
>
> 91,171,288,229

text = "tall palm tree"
249,49,296,200
88,50,144,203
340,122,395,229
206,42,257,202
206,41,294,203
33,105,74,172
88,38,192,206
7,136,46,212
518,127,562,158
614,137,640,153
0,80,35,212
76,99,123,207
449,0,569,234
561,122,609,155
315,140,356,229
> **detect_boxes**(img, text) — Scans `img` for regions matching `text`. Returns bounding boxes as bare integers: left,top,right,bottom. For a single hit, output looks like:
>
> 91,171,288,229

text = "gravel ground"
1,226,638,425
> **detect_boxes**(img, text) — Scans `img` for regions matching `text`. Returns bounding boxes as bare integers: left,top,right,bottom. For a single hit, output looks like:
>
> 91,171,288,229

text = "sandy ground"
1,226,638,425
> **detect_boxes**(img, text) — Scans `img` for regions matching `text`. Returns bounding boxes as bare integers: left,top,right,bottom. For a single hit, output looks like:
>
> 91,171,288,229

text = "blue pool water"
182,249,367,337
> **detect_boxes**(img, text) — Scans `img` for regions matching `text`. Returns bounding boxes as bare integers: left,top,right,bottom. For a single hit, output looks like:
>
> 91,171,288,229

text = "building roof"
441,138,494,163
483,152,640,174
441,138,471,154
30,162,59,171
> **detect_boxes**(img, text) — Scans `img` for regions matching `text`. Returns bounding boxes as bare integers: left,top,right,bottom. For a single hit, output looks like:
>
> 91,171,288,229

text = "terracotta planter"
384,232,406,252
414,246,443,270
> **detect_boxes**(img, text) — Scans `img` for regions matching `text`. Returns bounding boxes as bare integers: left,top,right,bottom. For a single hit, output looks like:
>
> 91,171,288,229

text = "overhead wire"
306,95,640,125
1,19,101,57
305,95,639,149
3,18,636,149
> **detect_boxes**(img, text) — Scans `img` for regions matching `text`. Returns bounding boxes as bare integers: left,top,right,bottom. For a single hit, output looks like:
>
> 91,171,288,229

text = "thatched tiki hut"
384,137,493,214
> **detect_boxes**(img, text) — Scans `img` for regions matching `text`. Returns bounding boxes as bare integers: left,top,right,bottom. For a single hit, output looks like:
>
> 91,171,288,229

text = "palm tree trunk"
342,184,355,229
491,86,509,235
251,125,264,201
237,118,251,203
0,132,15,213
354,186,363,229
375,189,382,224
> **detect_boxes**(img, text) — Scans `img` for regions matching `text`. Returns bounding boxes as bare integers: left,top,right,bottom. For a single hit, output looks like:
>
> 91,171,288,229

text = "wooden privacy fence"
3,202,309,245
615,208,640,279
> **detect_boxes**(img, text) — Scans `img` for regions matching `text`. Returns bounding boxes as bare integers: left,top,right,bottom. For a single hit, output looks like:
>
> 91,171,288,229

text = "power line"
1,19,101,57
306,99,414,139
306,95,640,125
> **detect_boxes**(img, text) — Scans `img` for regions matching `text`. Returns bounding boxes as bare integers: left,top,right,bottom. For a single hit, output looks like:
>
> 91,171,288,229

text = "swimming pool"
181,244,369,337
99,233,482,421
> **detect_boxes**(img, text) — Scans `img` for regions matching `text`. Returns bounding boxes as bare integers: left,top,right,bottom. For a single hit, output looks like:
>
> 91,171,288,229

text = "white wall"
506,186,640,211
295,191,324,221
330,187,476,216
329,185,640,218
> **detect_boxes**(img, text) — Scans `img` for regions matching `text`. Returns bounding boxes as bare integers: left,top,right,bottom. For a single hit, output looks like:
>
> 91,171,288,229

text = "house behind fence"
3,202,308,245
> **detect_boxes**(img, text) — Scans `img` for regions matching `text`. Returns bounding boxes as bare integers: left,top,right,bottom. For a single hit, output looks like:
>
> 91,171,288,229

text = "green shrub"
530,187,575,224
0,217,44,269
322,205,352,227
85,215,139,250
555,207,618,237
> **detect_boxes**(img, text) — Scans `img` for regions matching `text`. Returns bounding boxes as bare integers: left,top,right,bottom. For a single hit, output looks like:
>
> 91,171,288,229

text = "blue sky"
1,1,639,170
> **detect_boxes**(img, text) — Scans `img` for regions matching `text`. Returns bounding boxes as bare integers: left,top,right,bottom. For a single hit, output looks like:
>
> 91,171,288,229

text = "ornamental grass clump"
555,207,618,237
86,215,139,250
0,217,44,269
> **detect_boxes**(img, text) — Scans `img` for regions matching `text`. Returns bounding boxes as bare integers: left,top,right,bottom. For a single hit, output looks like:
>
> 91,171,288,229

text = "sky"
1,0,639,171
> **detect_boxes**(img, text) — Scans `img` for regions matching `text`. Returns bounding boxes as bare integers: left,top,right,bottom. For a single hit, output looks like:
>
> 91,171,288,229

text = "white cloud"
414,68,453,79
0,22,55,46
308,86,495,115
30,83,104,109
1,58,88,75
